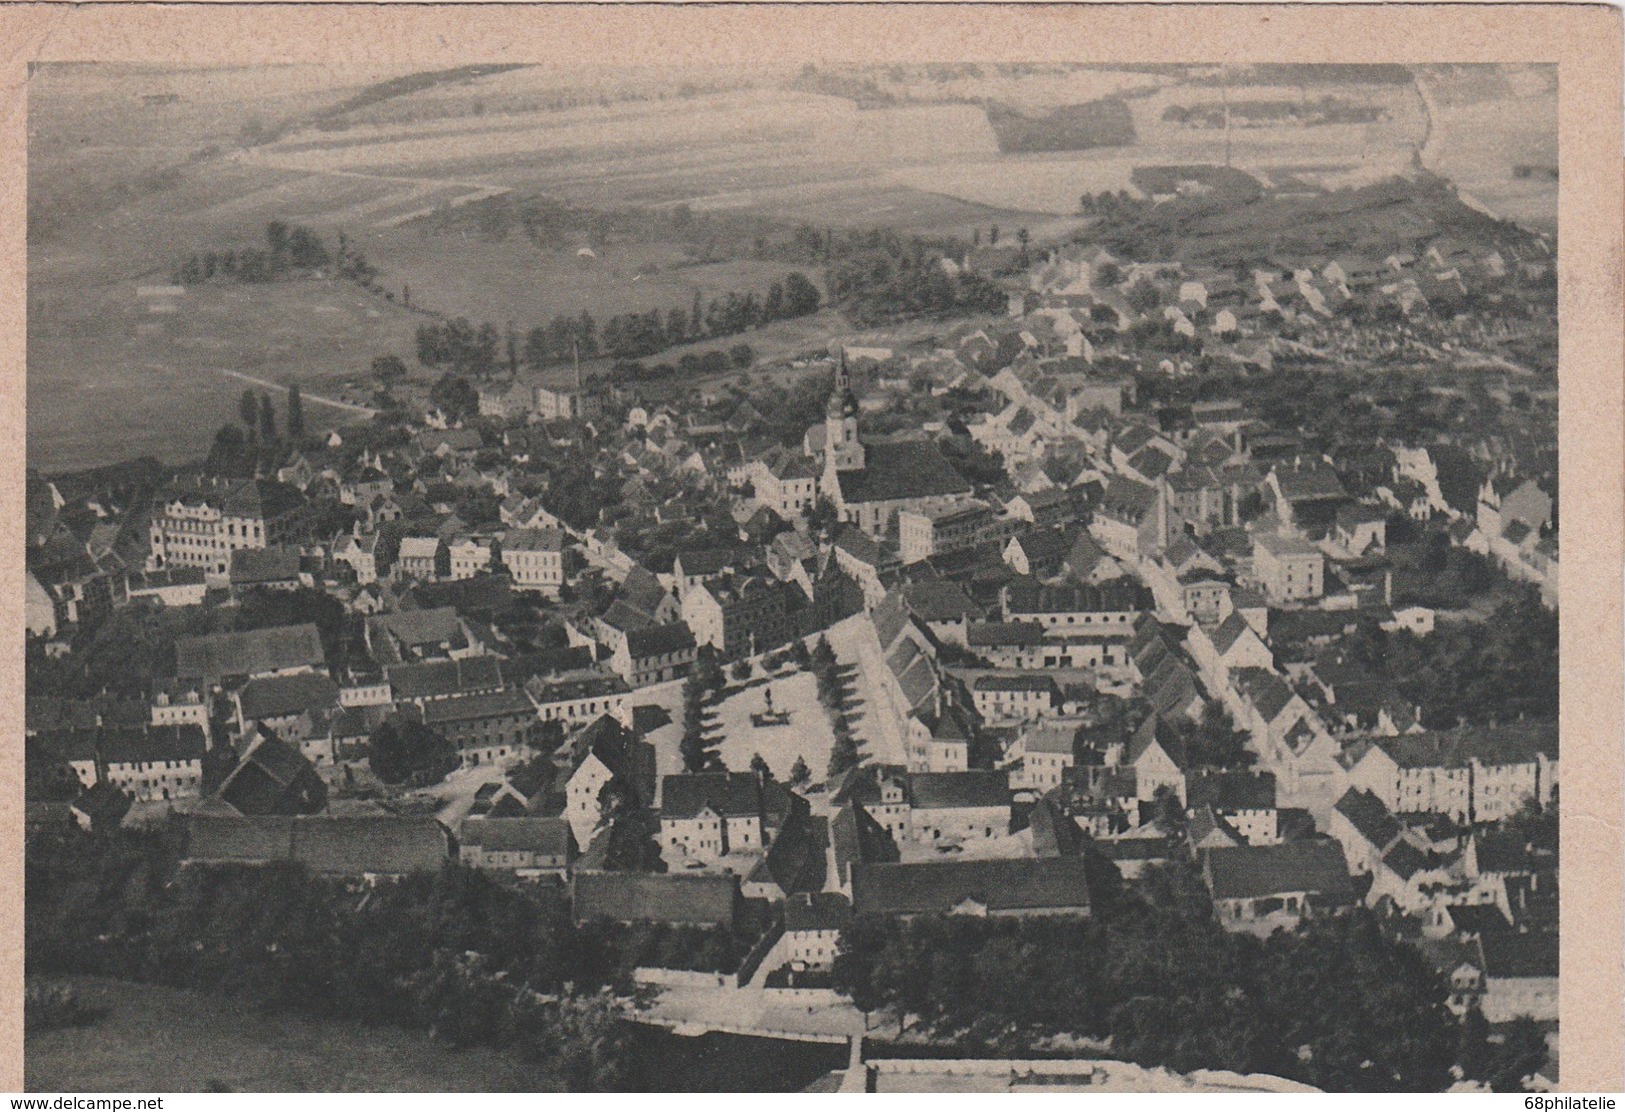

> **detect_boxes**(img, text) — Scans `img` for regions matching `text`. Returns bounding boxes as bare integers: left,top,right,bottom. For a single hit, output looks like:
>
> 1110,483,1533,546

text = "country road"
211,366,378,417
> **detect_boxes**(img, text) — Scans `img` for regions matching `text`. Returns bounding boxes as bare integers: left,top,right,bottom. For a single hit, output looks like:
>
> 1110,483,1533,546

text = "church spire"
826,347,858,421
824,346,864,474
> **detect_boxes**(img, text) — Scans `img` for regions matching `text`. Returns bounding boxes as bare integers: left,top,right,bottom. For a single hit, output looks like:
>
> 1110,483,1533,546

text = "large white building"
148,479,311,578
501,527,568,594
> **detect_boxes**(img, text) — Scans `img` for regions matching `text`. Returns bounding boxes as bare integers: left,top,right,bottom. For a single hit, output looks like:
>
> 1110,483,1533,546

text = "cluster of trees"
1341,589,1558,729
808,636,860,778
1392,529,1501,610
833,864,1471,1092
1173,702,1256,770
428,372,484,424
416,276,814,384
416,318,504,377
825,245,1007,326
761,225,1007,326
1078,191,1147,218
368,715,458,786
524,274,820,368
27,585,349,703
680,647,729,773
24,830,763,1090
24,980,105,1032
594,345,754,391
172,221,375,287
205,387,305,478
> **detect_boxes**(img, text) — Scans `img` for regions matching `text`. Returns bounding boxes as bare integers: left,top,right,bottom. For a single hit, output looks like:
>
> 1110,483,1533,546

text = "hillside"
1087,172,1539,267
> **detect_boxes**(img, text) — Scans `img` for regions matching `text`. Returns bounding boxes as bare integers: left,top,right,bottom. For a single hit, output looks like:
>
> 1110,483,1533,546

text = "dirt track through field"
210,366,378,416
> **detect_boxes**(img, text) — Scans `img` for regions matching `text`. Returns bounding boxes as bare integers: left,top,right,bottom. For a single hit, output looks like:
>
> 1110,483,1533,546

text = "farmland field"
28,258,418,470
29,62,1556,470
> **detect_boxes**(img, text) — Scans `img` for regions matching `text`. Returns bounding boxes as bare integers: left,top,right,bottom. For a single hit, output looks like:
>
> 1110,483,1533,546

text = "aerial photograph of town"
24,59,1559,1093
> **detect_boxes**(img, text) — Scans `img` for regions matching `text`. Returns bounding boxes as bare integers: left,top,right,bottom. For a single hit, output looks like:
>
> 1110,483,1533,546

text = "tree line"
172,221,376,286
414,273,820,379
766,225,1008,326
25,827,760,1090
833,861,1505,1093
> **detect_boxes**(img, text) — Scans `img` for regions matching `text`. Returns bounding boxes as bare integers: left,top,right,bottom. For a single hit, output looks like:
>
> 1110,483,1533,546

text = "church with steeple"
805,349,974,539
822,350,866,485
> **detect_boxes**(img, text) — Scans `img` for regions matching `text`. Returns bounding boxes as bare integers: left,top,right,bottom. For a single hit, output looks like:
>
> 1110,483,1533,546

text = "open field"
29,63,1556,470
28,264,418,470
26,977,538,1092
1418,69,1557,235
356,227,810,332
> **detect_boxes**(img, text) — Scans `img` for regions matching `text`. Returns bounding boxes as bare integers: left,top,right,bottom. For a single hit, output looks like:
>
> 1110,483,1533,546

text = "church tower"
824,349,865,474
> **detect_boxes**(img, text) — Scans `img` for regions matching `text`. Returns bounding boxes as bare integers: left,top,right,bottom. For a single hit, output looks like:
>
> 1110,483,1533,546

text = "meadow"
26,977,539,1092
28,63,1555,471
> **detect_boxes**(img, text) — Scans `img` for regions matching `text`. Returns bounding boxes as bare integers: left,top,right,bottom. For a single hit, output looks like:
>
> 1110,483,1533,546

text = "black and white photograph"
18,27,1593,1095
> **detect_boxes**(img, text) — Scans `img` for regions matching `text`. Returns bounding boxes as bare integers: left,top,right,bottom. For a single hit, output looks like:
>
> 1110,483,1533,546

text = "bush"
25,981,105,1032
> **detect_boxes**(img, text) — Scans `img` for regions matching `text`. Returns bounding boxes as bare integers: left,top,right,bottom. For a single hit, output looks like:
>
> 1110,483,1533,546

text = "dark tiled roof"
220,479,307,520
290,815,451,876
1099,476,1158,523
229,546,302,585
421,688,537,726
98,724,208,765
1478,930,1557,980
1126,714,1189,768
872,592,913,649
908,770,1012,811
503,527,567,552
784,890,850,933
600,599,657,633
625,622,697,659
387,656,506,701
661,772,763,820
830,802,900,884
1211,611,1260,655
852,857,1092,916
1334,788,1404,850
967,620,1046,646
1444,903,1511,936
835,441,972,505
1381,839,1431,881
973,673,1059,694
186,813,449,876
238,673,340,722
185,814,295,864
764,813,828,896
175,624,326,681
1005,579,1151,616
1382,722,1557,769
1202,840,1354,901
1232,668,1297,723
460,816,575,857
901,579,983,623
1187,770,1277,812
573,870,738,927
367,607,467,651
676,548,736,577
